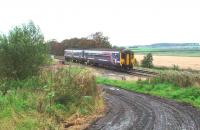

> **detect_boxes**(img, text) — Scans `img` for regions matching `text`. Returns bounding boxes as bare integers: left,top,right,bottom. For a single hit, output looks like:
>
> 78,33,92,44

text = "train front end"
120,50,135,69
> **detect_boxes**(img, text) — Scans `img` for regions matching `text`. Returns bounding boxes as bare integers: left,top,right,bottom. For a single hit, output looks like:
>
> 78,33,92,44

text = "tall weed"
151,71,200,87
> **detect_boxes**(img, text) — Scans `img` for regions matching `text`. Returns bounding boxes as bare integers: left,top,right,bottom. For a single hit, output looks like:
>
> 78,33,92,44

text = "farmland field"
131,44,200,70
131,46,200,57
135,55,200,70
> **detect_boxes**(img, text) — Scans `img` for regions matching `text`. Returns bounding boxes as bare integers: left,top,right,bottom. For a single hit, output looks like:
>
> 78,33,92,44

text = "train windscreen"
112,53,120,61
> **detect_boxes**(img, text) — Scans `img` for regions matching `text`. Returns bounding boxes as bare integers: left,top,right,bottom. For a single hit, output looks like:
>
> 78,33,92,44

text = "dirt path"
88,85,200,130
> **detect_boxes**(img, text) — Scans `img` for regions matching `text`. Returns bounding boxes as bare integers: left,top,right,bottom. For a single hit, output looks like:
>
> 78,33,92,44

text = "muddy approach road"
88,85,200,130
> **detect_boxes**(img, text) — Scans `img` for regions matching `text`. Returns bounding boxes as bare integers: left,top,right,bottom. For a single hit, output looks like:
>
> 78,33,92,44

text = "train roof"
64,49,134,53
64,49,120,53
64,50,82,52
84,50,119,53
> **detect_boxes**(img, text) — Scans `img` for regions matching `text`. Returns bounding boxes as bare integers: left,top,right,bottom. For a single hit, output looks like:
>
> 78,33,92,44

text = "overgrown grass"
96,75,200,108
154,71,200,87
0,66,104,129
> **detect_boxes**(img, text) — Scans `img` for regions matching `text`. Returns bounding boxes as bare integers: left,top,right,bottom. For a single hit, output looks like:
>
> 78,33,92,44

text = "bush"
172,64,180,71
0,21,48,80
141,53,153,68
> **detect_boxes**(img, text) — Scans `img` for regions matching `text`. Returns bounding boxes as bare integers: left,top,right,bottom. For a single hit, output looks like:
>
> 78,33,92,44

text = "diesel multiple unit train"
64,49,136,69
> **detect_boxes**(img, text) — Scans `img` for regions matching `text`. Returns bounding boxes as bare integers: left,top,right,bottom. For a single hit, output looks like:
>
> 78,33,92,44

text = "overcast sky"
0,0,200,46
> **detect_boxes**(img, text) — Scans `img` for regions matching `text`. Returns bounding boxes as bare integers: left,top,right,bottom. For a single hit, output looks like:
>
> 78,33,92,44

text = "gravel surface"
88,85,200,130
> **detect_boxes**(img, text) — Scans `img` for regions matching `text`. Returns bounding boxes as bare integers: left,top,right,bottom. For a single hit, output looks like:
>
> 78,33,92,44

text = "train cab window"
121,53,126,59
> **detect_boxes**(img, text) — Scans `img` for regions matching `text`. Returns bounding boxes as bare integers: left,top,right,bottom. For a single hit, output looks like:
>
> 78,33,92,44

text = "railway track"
55,56,159,77
126,68,158,77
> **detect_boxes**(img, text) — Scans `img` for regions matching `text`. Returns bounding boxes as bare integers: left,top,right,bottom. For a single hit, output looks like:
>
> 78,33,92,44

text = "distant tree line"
48,32,113,56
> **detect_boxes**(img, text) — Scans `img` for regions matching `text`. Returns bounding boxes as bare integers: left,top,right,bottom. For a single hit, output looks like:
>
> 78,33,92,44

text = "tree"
48,39,64,56
90,32,112,48
141,53,153,68
0,21,48,79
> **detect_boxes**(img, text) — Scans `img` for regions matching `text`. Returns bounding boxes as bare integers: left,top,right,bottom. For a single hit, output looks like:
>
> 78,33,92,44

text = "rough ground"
88,85,200,130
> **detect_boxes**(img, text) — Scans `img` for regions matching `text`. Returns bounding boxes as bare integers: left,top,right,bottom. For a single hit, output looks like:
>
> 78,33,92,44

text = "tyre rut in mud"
88,85,200,130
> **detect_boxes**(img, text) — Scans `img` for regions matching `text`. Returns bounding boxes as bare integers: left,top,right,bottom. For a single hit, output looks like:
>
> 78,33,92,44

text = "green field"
131,46,200,57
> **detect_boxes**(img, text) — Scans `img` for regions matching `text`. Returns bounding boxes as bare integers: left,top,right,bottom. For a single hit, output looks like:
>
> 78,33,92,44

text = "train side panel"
64,50,83,62
84,50,113,66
